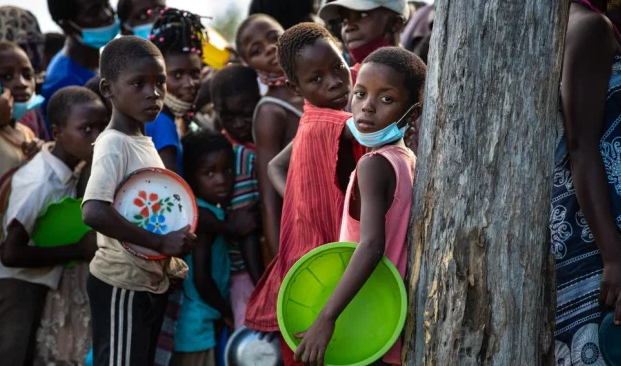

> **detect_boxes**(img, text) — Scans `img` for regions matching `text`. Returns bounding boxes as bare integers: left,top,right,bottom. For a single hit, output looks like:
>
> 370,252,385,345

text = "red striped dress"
245,102,365,331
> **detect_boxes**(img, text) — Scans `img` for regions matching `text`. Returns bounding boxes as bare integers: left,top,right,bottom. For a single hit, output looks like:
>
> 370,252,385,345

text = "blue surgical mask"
71,18,120,49
132,22,154,40
347,104,418,148
12,94,45,121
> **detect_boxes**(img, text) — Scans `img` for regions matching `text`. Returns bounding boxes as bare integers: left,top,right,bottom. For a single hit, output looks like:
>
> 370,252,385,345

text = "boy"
0,86,107,366
244,23,365,366
318,0,409,81
81,36,196,366
210,64,264,329
42,0,119,127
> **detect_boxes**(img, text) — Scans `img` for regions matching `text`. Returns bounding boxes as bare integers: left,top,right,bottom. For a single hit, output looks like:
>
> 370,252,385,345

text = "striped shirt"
226,136,260,273
245,102,365,331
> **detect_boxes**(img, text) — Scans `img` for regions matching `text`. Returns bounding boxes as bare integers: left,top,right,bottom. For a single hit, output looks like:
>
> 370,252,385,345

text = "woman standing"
553,0,621,364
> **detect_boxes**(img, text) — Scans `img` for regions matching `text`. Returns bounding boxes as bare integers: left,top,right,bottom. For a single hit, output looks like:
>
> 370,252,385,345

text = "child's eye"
133,81,143,87
206,171,215,177
82,125,93,133
360,12,369,18
380,96,394,103
250,46,261,57
191,71,200,80
174,72,183,80
0,73,12,81
353,90,365,98
22,70,33,80
157,81,165,87
310,76,322,83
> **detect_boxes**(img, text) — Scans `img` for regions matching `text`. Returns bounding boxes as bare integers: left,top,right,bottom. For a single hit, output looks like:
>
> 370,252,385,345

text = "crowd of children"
0,0,429,365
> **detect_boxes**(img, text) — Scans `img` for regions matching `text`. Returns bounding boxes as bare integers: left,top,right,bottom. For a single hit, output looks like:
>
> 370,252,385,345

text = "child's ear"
389,15,407,37
285,80,301,96
99,78,113,99
57,19,80,38
406,103,423,126
51,124,60,142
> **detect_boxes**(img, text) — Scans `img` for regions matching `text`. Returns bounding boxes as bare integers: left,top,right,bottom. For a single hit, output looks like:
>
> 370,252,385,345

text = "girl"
0,41,41,235
318,0,409,81
294,47,426,366
235,14,304,257
147,7,204,174
551,1,621,364
118,0,166,38
174,130,235,366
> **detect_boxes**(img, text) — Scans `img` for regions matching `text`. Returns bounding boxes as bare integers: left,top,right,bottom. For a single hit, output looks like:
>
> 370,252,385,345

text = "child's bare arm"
255,105,287,256
0,220,96,267
238,233,264,284
193,232,232,318
158,146,179,173
267,141,292,198
294,155,394,365
82,199,196,257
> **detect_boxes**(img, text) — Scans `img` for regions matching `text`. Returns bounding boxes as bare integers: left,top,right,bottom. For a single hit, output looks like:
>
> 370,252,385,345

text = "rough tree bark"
402,1,569,365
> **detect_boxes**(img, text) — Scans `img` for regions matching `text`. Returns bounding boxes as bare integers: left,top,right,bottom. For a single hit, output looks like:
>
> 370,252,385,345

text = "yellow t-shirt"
0,122,34,242
84,129,188,294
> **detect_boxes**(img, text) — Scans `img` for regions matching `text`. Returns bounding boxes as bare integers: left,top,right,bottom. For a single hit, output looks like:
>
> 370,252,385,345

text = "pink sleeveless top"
339,144,416,365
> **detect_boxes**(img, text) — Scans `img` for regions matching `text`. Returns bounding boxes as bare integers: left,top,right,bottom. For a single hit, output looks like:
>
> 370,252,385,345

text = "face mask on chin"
347,103,419,148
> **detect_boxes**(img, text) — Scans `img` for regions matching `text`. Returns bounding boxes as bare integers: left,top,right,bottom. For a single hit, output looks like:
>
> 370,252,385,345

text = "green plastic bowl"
277,242,407,366
31,197,91,268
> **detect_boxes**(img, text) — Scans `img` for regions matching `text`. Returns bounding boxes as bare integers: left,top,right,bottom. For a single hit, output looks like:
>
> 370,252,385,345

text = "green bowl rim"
276,241,407,366
34,196,83,220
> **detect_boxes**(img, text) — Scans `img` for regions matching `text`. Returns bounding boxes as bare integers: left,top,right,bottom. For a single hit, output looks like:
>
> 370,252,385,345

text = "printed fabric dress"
551,17,621,366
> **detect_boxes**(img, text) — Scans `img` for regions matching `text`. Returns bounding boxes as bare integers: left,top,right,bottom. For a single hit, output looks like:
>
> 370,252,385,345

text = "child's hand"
227,203,260,237
0,86,14,127
21,138,42,159
167,276,183,293
157,225,197,257
294,313,336,366
78,231,98,261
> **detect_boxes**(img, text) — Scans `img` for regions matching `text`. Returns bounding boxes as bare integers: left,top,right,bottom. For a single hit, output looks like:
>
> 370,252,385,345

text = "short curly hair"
47,86,103,127
276,22,337,83
210,65,259,108
363,47,427,105
100,36,163,81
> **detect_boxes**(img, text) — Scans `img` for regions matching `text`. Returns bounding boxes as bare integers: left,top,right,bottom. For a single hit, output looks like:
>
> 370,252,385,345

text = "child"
293,47,425,366
42,0,118,127
244,23,365,366
173,130,235,366
34,86,109,365
0,41,41,236
146,7,205,174
0,86,106,366
81,36,195,366
318,0,409,81
118,0,166,38
210,64,264,329
235,14,304,257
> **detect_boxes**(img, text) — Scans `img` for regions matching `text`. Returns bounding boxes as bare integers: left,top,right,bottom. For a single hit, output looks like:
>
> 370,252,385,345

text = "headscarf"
0,6,45,73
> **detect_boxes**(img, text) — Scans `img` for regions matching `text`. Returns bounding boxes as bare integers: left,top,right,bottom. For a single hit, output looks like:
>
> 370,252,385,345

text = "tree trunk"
402,1,569,365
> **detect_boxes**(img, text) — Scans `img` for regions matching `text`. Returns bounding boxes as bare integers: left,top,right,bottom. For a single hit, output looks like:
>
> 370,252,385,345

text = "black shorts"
87,273,168,366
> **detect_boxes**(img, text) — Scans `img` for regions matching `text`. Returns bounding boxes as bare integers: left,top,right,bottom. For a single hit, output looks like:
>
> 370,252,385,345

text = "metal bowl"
225,326,283,366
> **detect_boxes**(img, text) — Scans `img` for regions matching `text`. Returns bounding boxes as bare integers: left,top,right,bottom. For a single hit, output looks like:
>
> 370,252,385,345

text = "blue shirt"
41,52,96,128
145,110,183,174
174,198,231,352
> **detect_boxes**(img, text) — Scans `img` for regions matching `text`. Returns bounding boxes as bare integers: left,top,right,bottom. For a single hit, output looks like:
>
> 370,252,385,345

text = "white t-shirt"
84,129,188,294
0,142,78,289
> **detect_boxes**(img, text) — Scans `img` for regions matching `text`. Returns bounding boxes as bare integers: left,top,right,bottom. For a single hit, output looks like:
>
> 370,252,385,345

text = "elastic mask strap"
396,103,420,128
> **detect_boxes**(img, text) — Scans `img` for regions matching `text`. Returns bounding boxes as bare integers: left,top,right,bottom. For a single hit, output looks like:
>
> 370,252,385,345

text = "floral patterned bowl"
113,167,198,260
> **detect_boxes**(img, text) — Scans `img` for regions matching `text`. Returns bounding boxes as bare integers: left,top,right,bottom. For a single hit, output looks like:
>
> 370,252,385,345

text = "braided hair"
277,22,337,83
149,7,206,57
